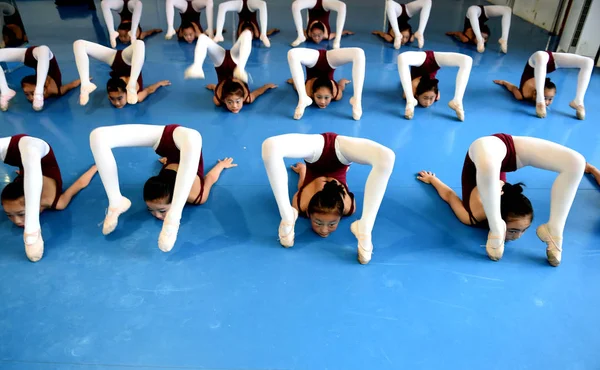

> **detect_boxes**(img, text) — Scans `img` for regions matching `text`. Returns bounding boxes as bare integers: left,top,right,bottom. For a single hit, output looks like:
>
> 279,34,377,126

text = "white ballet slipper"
351,220,373,264
102,197,131,235
536,224,562,267
158,219,180,252
569,101,585,120
24,229,44,262
291,36,306,47
0,88,17,111
278,208,298,248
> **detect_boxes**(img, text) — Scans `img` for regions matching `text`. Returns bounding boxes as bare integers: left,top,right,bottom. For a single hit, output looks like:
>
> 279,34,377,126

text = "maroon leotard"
463,5,488,42
388,4,412,35
305,50,339,99
154,125,205,205
461,133,518,228
237,0,259,38
120,0,133,22
519,51,556,94
23,46,63,95
110,50,144,92
410,50,440,80
214,50,251,104
179,0,203,34
3,134,63,210
306,0,331,35
296,132,355,218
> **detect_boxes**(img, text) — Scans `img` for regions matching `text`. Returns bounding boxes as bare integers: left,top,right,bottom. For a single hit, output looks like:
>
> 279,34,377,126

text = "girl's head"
221,79,246,113
308,22,326,44
179,21,197,43
307,181,346,237
415,76,439,108
106,78,128,108
534,78,556,106
20,75,47,102
399,25,412,45
3,24,27,47
117,23,139,44
500,182,533,241
1,179,26,227
311,77,335,108
143,170,177,220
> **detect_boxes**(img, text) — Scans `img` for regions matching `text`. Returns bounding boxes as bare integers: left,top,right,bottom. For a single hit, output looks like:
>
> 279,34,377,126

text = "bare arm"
137,80,171,103
335,78,350,101
54,165,98,210
59,78,84,95
248,83,277,104
493,80,523,100
198,158,237,204
446,31,469,43
140,28,163,40
206,84,221,106
417,171,472,225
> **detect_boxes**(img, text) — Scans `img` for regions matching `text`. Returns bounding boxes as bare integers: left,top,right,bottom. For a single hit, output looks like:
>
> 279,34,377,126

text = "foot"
205,29,214,38
126,85,138,105
278,208,298,248
477,41,485,53
165,27,176,40
351,221,372,264
393,36,402,50
184,64,205,79
414,31,424,49
0,88,17,111
213,34,224,43
404,98,417,120
291,36,306,47
233,66,248,84
260,34,271,48
24,230,44,262
536,224,562,267
485,232,505,261
158,219,180,252
498,38,508,53
79,82,97,106
32,93,44,111
128,30,137,43
536,102,547,118
448,99,465,121
293,97,313,120
102,196,131,235
109,31,119,48
333,39,341,49
350,96,362,120
569,101,585,120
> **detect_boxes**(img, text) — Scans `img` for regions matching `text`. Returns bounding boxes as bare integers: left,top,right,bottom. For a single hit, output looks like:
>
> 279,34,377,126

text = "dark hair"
311,76,334,95
500,182,533,221
221,79,245,100
415,76,439,96
117,22,132,32
481,24,491,39
179,21,195,32
20,75,37,87
309,22,325,34
1,178,25,203
307,180,346,217
107,78,127,94
3,24,26,47
143,169,177,203
544,78,556,90
399,24,412,35
239,21,254,33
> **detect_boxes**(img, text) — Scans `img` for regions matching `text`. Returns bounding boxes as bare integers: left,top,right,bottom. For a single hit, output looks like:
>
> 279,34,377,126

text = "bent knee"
378,147,396,171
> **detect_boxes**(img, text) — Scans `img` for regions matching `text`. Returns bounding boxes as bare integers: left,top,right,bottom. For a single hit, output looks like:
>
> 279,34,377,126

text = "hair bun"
322,180,346,197
502,182,525,196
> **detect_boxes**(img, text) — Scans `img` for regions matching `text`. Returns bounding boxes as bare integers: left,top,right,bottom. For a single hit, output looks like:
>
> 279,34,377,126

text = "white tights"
101,0,143,47
287,47,365,120
166,0,213,38
468,135,584,247
467,5,511,51
89,124,203,252
397,51,472,120
261,133,395,259
291,0,346,49
213,0,269,43
0,46,53,110
184,29,252,81
73,39,145,105
386,0,432,49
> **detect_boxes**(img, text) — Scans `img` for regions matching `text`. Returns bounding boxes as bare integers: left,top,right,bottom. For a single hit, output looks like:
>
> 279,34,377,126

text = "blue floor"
1,0,600,369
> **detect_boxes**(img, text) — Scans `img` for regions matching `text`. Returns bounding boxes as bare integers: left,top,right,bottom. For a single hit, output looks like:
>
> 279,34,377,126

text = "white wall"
559,0,600,61
488,0,563,32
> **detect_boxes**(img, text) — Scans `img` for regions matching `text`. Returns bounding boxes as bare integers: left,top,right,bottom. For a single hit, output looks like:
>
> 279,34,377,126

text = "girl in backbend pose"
89,124,236,252
73,39,170,108
417,133,585,267
1,135,97,262
290,0,353,49
372,0,432,50
0,46,82,111
287,47,364,120
212,0,279,48
261,132,395,264
493,51,593,120
184,30,277,113
100,0,162,48
397,50,472,121
446,5,512,53
165,0,214,43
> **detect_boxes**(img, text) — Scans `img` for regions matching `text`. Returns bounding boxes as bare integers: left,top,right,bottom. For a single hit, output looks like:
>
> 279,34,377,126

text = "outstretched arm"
137,80,171,102
55,165,98,210
334,78,350,101
59,78,87,96
493,79,523,100
198,157,237,204
417,170,471,225
248,83,277,103
446,31,469,43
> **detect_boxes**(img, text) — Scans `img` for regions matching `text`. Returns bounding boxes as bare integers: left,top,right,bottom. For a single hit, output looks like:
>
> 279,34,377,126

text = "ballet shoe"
158,219,180,252
24,230,44,262
0,88,17,111
260,34,271,48
109,31,119,48
128,30,136,43
536,102,547,118
477,41,485,53
414,31,424,49
213,34,224,43
102,197,131,235
536,224,562,267
333,39,341,49
32,94,44,111
293,97,312,120
404,99,417,120
184,64,205,79
79,82,97,106
498,38,508,53
233,66,248,84
205,29,214,38
126,85,138,105
351,221,373,265
165,28,176,40
393,36,402,50
278,208,298,248
350,96,362,120
291,36,306,47
448,99,465,121
569,101,585,120
485,232,505,261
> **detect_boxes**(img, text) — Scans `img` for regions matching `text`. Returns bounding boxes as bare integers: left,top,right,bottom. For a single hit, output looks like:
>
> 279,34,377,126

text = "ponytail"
307,180,346,217
500,182,533,221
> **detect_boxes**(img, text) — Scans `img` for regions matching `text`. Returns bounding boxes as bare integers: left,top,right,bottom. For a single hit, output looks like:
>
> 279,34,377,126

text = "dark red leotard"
154,125,205,205
410,50,440,80
3,134,63,210
119,0,142,33
388,4,412,36
214,50,251,105
463,5,488,42
296,132,355,218
519,51,556,94
305,50,339,99
179,0,203,33
110,50,144,92
306,0,331,35
23,46,63,95
237,0,259,38
461,133,518,228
